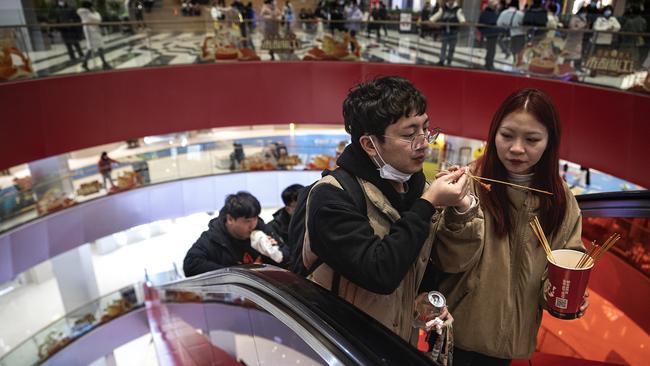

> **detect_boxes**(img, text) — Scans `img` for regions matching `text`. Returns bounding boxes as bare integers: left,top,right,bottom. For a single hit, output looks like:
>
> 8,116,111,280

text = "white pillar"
51,244,100,313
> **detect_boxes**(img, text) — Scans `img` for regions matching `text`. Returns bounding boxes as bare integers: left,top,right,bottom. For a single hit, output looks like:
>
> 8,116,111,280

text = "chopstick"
530,216,555,263
588,233,621,266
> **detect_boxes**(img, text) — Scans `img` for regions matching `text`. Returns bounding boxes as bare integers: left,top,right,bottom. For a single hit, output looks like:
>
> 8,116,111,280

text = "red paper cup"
545,249,592,319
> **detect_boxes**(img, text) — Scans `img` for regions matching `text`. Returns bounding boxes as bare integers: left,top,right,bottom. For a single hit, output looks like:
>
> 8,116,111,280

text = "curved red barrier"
1,62,649,188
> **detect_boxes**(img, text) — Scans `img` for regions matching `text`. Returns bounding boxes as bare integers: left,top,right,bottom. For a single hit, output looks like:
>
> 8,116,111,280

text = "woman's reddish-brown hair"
476,88,566,237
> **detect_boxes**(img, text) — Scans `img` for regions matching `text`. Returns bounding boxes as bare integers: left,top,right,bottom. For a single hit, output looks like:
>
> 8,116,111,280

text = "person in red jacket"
97,151,118,189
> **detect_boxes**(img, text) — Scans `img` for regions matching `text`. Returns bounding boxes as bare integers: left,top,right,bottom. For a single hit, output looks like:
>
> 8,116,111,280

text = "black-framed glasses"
383,127,441,150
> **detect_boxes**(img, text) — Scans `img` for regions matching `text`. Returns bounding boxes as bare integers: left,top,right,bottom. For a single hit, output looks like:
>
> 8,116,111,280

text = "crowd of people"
473,0,648,71
41,0,650,73
182,75,589,365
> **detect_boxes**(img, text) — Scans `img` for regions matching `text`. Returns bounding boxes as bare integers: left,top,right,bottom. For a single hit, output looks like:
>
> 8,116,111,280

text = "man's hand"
422,167,470,207
424,306,454,335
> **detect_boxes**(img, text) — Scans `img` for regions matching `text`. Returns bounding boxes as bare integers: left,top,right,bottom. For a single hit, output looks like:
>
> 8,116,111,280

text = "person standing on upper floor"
303,76,467,343
430,0,466,66
377,1,388,37
344,1,363,41
50,0,84,61
592,5,621,51
497,0,525,65
619,5,647,68
77,1,111,71
419,0,435,39
585,0,601,27
545,2,561,38
260,0,282,59
429,88,588,365
97,152,119,190
522,0,547,42
562,6,588,71
183,191,285,276
367,1,380,39
243,2,256,47
283,0,295,34
479,0,501,71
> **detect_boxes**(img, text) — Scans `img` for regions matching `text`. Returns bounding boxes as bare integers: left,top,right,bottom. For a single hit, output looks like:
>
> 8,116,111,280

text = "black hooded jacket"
183,215,274,277
266,207,291,243
306,142,437,294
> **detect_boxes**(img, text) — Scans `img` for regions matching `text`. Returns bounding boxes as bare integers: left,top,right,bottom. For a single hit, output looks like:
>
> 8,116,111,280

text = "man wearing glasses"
302,76,471,343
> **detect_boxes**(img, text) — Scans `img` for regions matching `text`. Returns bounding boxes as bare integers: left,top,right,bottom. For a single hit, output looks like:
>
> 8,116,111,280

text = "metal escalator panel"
577,190,650,279
577,190,650,218
151,265,435,366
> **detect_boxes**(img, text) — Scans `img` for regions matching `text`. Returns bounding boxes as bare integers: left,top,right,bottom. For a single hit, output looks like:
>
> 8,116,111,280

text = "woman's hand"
577,290,590,318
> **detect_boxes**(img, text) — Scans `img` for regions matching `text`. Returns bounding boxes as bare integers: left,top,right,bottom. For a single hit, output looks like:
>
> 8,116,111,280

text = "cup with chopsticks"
530,216,620,319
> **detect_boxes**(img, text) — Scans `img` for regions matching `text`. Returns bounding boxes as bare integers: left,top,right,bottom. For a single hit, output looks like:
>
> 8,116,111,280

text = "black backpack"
288,168,367,276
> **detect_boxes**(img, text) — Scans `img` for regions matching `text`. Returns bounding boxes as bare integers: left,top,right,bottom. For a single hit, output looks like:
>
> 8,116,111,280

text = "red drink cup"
545,249,592,319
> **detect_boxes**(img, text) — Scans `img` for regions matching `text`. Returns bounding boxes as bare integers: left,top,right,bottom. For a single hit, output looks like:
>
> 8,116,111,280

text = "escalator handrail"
576,190,650,217
157,265,434,366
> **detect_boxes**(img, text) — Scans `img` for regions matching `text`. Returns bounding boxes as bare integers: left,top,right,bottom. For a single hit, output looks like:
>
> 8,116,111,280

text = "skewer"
435,168,553,195
576,241,595,268
467,172,553,195
578,233,621,268
529,216,555,263
592,233,621,262
533,217,554,261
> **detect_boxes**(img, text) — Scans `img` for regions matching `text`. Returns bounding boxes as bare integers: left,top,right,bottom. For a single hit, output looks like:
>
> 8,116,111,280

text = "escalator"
146,190,650,366
2,191,648,366
147,265,434,366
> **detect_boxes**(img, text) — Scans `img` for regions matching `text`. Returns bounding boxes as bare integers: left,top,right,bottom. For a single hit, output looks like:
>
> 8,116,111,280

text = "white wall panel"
0,171,318,283
46,207,84,256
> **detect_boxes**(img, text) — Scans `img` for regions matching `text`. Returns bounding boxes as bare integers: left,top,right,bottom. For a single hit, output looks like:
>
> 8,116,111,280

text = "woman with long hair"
430,89,588,365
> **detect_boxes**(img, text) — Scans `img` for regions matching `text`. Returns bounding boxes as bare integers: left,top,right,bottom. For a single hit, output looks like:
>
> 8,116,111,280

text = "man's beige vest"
303,175,438,342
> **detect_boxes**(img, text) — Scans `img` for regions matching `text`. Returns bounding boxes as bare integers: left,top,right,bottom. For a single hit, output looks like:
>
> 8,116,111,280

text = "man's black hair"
221,191,261,219
342,76,427,145
281,184,304,206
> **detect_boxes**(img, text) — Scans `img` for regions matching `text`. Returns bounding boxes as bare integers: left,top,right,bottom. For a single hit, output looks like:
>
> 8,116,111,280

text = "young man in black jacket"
266,183,303,243
303,76,473,342
183,191,283,276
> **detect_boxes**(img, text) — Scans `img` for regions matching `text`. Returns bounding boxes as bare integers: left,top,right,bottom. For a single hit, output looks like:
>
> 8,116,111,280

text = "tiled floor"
18,24,641,92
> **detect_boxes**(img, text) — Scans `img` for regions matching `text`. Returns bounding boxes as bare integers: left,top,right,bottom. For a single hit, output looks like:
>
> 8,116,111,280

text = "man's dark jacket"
183,215,274,277
306,142,438,294
479,7,500,38
266,208,291,243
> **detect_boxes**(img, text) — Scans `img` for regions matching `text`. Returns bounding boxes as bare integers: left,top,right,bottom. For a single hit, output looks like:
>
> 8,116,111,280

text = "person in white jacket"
77,1,111,71
592,5,620,48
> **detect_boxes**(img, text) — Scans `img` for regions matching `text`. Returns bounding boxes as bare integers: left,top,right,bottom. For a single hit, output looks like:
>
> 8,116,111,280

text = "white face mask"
368,136,412,183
